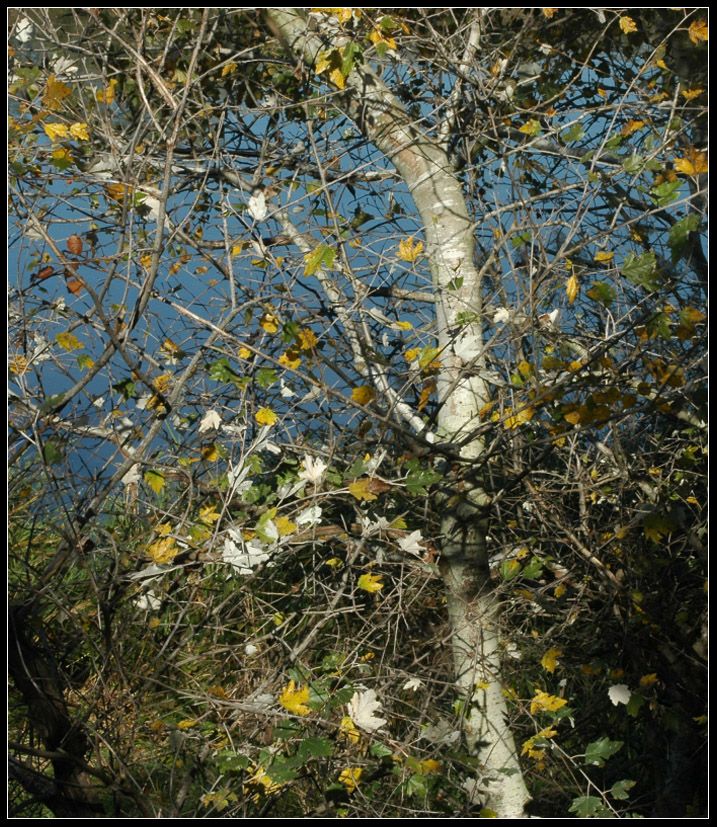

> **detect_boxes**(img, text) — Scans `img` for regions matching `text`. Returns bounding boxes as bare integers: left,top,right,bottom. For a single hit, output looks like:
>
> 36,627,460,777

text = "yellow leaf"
517,360,533,378
55,331,83,351
674,149,708,175
530,690,568,715
542,8,558,18
260,312,280,334
621,119,645,137
518,119,542,136
9,355,29,376
504,406,534,430
418,759,442,775
274,515,297,536
404,347,420,363
688,19,708,45
594,250,614,263
639,672,658,688
352,386,376,405
395,320,413,330
96,78,118,105
417,381,435,412
358,572,383,593
221,62,237,77
329,67,346,89
69,122,90,141
339,767,363,793
325,557,343,568
681,87,704,101
105,182,132,202
43,75,72,110
144,469,165,494
199,504,221,525
348,478,378,502
177,719,199,730
297,327,318,351
566,273,580,304
238,346,252,359
540,647,562,674
398,236,423,262
147,536,178,564
156,522,172,536
554,583,567,599
255,407,278,427
369,29,396,50
279,349,301,369
339,715,361,744
231,241,245,256
619,16,638,35
201,443,220,462
43,122,69,142
279,680,311,715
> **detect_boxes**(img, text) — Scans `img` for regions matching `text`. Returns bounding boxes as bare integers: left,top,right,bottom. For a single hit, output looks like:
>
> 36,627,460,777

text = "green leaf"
296,737,334,761
668,214,700,263
586,282,616,306
650,179,681,207
341,42,361,76
144,469,165,495
43,440,64,465
113,378,137,400
610,779,636,801
569,795,611,817
522,556,544,580
208,357,243,385
510,231,532,249
404,459,442,496
256,368,278,389
215,751,251,773
622,152,644,174
304,244,335,276
584,736,623,767
369,741,394,759
621,251,659,291
562,123,585,144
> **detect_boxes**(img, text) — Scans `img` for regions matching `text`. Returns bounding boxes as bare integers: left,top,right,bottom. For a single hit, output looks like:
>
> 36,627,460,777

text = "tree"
9,8,707,818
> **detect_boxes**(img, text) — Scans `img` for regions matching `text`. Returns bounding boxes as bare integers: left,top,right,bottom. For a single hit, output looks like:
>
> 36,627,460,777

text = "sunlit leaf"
688,19,708,45
530,690,568,715
43,75,72,110
279,680,311,715
674,149,708,175
255,407,278,427
144,469,165,494
43,122,69,142
348,478,379,502
147,536,178,564
357,572,384,593
594,250,614,263
619,16,637,34
338,767,363,792
566,272,580,304
398,236,424,262
352,386,375,405
541,647,562,674
55,331,83,351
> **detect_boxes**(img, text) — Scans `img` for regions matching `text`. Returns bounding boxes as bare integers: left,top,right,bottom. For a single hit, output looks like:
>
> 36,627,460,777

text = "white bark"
266,10,529,816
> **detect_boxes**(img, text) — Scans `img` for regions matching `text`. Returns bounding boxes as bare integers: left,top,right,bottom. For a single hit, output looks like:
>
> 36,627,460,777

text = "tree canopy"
9,8,707,818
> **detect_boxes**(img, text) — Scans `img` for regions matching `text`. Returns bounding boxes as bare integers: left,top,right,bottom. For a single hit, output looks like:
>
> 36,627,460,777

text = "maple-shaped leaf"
608,684,631,706
688,19,708,45
504,406,535,430
339,715,361,744
279,680,311,715
259,312,280,334
43,75,72,110
55,331,83,351
44,122,69,142
147,536,178,564
541,647,562,674
530,690,568,715
348,478,379,501
674,149,708,176
397,530,424,557
198,409,222,433
398,236,423,262
357,572,384,593
347,688,387,732
619,16,637,35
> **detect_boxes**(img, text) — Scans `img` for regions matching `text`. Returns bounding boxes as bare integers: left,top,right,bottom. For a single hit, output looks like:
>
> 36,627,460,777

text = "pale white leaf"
298,454,328,485
247,189,268,222
493,307,511,324
296,505,323,526
608,684,631,706
402,677,424,692
397,530,424,557
348,689,387,733
198,409,222,433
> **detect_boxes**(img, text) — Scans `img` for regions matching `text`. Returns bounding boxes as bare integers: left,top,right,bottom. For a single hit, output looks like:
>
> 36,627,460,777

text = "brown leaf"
35,265,55,281
67,234,83,255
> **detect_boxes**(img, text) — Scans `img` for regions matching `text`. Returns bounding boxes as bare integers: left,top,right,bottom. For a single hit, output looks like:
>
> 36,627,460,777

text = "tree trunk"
266,9,529,816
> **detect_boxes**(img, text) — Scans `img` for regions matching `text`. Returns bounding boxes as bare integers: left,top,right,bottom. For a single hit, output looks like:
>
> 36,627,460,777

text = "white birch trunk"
266,9,530,816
